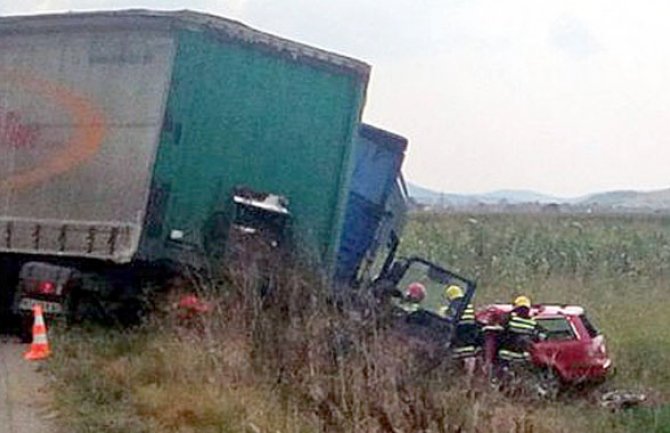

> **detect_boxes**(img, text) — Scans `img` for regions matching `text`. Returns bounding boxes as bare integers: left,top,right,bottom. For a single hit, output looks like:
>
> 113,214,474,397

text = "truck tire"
18,313,33,344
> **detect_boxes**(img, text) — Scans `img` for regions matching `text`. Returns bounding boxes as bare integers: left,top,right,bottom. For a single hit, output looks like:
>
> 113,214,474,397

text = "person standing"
498,295,541,363
440,285,481,371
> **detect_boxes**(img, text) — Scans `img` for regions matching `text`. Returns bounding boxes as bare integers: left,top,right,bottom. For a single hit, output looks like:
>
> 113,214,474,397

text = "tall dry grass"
45,212,670,432
47,247,620,433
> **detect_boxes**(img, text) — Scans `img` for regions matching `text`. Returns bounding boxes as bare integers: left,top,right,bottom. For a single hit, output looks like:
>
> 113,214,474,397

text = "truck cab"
368,256,478,355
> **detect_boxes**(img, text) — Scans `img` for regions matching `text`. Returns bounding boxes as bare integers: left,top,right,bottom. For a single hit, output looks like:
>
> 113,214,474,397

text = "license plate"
18,298,64,314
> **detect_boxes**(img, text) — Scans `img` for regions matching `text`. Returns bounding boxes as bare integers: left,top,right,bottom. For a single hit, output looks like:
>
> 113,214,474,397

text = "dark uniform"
498,308,540,363
444,300,481,360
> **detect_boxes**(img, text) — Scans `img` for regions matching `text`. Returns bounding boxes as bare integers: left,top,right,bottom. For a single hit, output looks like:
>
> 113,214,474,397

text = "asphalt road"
0,337,55,433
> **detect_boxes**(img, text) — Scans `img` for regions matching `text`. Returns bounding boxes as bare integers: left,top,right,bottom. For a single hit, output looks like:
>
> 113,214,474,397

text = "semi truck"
0,9,475,343
0,10,370,326
1,10,610,399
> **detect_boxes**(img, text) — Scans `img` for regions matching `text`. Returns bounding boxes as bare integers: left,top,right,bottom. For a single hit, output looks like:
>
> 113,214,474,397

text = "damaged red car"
477,304,613,387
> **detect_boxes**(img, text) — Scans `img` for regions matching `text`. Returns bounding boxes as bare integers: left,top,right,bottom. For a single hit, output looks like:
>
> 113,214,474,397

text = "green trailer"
0,10,369,323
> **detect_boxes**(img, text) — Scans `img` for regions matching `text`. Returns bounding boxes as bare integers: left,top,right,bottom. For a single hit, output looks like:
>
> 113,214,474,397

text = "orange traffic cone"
24,304,51,361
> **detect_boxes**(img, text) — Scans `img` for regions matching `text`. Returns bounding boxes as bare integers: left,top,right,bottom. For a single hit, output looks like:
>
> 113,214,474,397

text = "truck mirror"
386,262,405,283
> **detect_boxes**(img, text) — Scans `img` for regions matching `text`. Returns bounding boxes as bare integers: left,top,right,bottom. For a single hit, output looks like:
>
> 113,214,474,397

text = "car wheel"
535,368,561,400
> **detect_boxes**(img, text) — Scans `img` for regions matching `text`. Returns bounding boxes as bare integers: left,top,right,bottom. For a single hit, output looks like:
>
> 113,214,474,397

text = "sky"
2,0,670,197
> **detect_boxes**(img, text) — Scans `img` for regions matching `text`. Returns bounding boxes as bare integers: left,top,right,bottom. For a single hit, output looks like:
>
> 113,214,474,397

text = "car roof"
484,304,585,318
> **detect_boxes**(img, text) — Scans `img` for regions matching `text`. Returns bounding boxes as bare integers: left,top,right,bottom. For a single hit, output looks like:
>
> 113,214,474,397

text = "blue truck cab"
335,124,409,287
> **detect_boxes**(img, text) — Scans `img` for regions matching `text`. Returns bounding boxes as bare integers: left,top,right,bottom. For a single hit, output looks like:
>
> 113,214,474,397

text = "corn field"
401,212,670,429
400,212,670,290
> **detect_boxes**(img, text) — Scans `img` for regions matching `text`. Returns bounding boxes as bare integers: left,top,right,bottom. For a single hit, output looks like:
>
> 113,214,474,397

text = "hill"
408,182,670,210
582,188,670,209
407,183,566,206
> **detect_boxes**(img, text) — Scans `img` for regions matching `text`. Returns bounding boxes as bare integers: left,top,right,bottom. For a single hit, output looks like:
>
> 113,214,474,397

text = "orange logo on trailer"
0,70,107,192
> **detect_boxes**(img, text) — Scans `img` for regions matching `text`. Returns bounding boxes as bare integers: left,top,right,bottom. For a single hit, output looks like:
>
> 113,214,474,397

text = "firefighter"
498,295,541,364
399,282,426,313
440,285,481,364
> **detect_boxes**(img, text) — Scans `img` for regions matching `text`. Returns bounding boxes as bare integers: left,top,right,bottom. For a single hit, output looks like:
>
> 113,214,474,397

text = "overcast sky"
3,1,670,197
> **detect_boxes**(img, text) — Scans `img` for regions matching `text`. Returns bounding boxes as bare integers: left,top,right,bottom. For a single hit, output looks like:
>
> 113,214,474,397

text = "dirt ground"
0,336,56,433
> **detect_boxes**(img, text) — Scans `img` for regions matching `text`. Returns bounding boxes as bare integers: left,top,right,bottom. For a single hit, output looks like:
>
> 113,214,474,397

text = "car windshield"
536,317,576,341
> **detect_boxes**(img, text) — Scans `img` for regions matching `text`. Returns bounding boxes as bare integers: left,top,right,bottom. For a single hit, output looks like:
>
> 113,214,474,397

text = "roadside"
0,336,56,433
44,277,628,433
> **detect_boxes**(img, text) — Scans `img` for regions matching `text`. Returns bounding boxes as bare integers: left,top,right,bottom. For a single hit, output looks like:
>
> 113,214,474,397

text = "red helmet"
406,282,426,303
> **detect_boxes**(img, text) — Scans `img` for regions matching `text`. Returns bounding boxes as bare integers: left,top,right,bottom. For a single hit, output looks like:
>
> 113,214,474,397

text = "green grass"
620,406,670,433
399,212,670,431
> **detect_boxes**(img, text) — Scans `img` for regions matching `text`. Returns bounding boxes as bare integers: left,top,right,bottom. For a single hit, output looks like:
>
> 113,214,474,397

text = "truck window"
396,262,457,314
536,317,576,341
580,314,600,338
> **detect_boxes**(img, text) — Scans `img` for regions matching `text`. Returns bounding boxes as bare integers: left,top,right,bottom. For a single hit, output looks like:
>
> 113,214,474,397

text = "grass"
45,211,670,432
400,212,670,430
47,324,612,433
46,288,319,433
48,326,315,433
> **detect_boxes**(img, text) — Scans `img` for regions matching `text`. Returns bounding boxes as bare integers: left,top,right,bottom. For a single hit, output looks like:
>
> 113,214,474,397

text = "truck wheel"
18,314,33,343
116,299,144,326
63,290,82,327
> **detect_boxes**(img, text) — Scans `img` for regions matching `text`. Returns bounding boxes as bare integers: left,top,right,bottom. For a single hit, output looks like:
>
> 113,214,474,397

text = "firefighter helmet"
445,285,464,301
514,295,531,309
406,282,426,303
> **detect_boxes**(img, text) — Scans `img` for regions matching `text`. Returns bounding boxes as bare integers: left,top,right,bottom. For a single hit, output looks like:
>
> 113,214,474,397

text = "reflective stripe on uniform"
452,345,478,359
508,313,537,335
460,304,476,324
513,316,537,326
400,302,420,313
498,349,530,361
440,302,476,323
510,323,535,334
